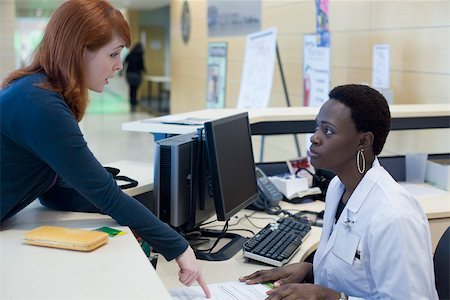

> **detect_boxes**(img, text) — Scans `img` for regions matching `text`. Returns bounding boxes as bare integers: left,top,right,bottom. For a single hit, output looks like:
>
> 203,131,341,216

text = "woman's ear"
359,132,374,150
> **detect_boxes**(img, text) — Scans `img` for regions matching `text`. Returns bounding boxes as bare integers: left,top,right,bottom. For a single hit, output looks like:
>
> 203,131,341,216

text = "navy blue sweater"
0,73,188,260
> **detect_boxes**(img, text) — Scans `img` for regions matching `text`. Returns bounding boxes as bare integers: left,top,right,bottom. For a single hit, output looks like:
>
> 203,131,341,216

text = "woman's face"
83,35,125,92
309,99,362,174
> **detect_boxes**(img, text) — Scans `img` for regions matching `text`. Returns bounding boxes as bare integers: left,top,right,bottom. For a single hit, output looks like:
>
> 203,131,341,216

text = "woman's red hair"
1,0,131,121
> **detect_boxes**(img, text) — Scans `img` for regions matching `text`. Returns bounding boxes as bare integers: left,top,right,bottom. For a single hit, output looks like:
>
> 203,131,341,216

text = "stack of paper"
170,281,271,300
268,175,309,199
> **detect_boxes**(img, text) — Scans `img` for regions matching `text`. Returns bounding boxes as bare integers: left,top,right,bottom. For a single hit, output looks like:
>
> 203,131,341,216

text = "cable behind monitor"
183,220,248,261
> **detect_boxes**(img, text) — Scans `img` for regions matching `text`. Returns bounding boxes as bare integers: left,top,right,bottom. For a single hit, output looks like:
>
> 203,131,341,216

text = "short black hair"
329,84,391,155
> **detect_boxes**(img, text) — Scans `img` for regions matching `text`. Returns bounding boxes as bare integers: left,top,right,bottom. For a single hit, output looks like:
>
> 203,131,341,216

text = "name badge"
332,223,360,265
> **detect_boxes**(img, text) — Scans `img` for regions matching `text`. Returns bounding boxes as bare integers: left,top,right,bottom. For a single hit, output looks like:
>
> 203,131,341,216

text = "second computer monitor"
204,112,260,221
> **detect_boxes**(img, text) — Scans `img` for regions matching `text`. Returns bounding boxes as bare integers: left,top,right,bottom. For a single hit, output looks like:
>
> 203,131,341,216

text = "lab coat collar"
345,158,383,215
315,158,383,268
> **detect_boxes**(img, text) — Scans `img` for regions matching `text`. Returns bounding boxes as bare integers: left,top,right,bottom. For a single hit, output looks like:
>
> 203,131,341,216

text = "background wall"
127,7,171,99
169,0,449,161
1,1,447,161
169,0,449,114
0,1,16,82
140,6,171,77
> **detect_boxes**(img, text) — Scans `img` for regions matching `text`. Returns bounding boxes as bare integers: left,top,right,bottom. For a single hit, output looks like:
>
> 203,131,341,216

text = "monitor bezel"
204,112,259,221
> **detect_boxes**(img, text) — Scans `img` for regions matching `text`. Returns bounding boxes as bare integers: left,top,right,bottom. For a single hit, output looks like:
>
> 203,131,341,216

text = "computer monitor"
203,112,260,221
153,112,259,261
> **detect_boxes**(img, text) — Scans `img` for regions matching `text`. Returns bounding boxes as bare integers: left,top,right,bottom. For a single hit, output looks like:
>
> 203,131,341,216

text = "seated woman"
240,84,438,299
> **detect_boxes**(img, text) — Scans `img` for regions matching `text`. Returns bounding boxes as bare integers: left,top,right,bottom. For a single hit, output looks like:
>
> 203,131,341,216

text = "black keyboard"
242,218,311,267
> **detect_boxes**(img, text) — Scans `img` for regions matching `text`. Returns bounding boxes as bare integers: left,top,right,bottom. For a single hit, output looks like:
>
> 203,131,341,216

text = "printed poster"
315,0,330,47
316,0,329,33
206,42,228,108
303,34,331,107
237,27,277,109
372,44,390,89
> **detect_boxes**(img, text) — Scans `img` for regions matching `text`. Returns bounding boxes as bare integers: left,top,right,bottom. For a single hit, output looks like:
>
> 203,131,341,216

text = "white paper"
237,28,277,109
269,175,309,199
142,116,211,126
169,281,270,300
332,224,360,265
372,44,390,89
303,34,331,108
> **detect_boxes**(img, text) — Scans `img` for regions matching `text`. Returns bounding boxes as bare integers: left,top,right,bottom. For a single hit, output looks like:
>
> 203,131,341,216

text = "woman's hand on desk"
239,262,313,286
175,246,212,298
240,263,341,300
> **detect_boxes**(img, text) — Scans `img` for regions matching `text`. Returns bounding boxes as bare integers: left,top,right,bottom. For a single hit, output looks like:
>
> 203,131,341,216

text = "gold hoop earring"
357,149,366,174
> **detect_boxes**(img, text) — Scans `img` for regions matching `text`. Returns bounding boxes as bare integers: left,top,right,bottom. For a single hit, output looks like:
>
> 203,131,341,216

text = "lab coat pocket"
332,224,360,265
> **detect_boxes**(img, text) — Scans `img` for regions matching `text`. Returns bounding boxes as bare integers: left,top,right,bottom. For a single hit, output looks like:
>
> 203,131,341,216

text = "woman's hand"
239,262,313,287
175,246,211,298
266,283,340,300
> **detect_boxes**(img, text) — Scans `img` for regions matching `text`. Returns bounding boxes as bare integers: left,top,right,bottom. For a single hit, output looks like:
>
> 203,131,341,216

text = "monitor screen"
204,112,259,221
154,113,259,261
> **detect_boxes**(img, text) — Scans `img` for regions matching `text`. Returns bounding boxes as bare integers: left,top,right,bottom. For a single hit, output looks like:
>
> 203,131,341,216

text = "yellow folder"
23,226,108,252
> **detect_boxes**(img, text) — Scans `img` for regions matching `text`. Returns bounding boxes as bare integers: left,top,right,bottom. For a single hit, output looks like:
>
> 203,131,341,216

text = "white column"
0,0,16,82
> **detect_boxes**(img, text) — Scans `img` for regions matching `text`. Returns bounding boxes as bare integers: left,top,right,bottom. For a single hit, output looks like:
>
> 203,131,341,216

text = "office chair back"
434,226,450,300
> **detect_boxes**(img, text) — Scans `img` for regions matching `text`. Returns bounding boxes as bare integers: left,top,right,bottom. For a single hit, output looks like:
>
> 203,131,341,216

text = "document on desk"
169,281,270,300
142,116,211,126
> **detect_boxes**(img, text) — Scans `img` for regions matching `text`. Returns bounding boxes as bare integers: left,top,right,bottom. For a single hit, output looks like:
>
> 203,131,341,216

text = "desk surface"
105,160,153,197
156,187,450,289
156,201,323,289
156,184,450,288
413,187,450,219
2,171,448,298
122,104,450,135
0,191,169,299
145,75,171,83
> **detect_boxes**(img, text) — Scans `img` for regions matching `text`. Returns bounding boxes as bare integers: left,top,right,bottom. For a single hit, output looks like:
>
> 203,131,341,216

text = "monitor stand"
190,229,248,261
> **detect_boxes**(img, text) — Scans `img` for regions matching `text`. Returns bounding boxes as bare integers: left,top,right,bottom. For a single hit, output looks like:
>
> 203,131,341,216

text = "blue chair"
434,226,450,300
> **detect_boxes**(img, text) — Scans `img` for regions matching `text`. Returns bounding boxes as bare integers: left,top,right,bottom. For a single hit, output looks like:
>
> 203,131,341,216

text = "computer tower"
154,133,197,228
154,132,215,231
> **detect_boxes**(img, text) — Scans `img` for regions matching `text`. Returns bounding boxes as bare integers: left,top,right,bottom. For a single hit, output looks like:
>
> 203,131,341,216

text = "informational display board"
206,42,228,109
237,27,277,109
207,0,261,37
372,44,390,89
302,34,331,107
316,0,329,32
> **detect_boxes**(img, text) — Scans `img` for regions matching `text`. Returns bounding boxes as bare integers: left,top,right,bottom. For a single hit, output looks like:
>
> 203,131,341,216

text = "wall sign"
237,27,277,109
303,34,331,107
372,44,390,89
206,42,228,109
207,0,261,37
181,0,191,44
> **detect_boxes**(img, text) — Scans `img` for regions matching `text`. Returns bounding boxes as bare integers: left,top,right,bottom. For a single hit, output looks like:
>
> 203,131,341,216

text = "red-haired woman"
0,1,210,297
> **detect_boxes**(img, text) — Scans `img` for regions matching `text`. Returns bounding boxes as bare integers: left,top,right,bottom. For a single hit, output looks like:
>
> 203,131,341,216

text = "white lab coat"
313,158,438,300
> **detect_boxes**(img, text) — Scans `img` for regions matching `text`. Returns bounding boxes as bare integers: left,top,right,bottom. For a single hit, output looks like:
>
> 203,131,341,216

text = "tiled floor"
80,108,304,166
80,110,156,165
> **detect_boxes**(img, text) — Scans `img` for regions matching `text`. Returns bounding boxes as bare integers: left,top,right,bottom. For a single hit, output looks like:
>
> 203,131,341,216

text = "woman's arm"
16,91,188,260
